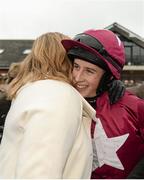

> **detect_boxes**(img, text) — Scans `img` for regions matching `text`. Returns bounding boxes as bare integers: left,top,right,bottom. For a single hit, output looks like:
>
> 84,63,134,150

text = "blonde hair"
7,32,72,99
6,62,21,83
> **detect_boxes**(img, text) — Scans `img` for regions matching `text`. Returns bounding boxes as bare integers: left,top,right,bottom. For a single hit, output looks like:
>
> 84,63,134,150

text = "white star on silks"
92,118,129,171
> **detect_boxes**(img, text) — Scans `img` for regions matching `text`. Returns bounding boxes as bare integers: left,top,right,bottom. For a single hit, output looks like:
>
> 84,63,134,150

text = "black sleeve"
0,99,11,143
127,157,144,179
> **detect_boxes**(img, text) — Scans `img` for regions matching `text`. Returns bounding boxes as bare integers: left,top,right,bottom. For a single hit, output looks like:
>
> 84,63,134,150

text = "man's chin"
78,91,87,97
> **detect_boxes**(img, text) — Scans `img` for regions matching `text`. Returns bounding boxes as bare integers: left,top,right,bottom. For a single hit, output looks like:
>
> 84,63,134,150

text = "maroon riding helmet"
61,29,125,80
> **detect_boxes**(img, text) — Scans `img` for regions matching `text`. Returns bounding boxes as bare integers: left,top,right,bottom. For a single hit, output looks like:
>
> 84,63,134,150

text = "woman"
0,32,95,179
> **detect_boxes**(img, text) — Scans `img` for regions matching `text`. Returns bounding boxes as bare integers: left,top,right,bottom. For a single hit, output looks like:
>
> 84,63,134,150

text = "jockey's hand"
108,80,125,104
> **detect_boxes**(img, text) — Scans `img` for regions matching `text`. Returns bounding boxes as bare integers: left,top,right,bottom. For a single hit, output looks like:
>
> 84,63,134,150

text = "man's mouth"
75,84,87,90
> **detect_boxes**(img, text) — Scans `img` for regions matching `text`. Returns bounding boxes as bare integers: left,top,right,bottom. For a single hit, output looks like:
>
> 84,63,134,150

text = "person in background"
127,83,144,99
0,32,96,179
0,62,21,143
62,29,144,179
6,62,21,84
0,86,11,142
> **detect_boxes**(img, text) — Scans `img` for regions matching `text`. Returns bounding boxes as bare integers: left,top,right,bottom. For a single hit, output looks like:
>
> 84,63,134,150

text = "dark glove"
108,80,125,104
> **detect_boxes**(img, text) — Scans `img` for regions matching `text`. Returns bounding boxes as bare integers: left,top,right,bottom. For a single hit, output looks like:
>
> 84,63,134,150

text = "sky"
0,0,144,39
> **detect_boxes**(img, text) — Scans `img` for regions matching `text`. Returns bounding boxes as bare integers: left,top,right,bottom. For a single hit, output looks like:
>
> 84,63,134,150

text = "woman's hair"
7,32,72,99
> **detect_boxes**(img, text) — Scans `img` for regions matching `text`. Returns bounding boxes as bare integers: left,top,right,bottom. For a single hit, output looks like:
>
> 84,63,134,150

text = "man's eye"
73,64,79,69
87,69,94,74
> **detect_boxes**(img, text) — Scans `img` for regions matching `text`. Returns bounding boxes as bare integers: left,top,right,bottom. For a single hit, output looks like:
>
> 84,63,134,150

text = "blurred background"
0,0,144,88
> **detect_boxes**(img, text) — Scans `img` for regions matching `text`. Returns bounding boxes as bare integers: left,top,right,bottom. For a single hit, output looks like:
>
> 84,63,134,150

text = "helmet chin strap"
96,72,113,97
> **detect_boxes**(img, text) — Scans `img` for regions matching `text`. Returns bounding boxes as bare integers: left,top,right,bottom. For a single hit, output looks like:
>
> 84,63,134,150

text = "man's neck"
85,96,97,109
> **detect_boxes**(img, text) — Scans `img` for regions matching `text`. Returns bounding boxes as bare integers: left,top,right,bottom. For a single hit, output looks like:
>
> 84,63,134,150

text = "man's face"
72,58,105,98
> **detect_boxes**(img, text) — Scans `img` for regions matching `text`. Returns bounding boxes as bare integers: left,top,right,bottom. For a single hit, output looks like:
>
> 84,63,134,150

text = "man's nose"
74,70,84,82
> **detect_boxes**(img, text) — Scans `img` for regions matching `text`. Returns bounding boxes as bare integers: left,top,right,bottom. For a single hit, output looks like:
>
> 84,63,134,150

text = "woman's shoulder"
15,80,82,105
17,80,73,95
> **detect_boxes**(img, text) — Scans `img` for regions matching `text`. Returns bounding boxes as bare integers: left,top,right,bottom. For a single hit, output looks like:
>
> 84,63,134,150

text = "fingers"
110,87,124,104
108,80,125,104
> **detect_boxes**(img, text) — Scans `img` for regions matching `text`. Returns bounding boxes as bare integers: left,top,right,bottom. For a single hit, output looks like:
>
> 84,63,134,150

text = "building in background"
0,40,33,83
105,22,144,86
0,23,144,86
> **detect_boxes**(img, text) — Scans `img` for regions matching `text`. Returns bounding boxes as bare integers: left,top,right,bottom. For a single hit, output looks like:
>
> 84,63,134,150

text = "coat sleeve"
15,91,82,178
137,99,144,141
127,99,144,179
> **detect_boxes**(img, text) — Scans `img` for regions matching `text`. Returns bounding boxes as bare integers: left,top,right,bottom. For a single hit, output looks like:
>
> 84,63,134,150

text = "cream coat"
0,80,95,179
